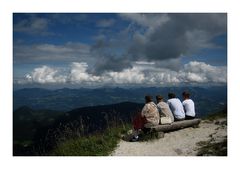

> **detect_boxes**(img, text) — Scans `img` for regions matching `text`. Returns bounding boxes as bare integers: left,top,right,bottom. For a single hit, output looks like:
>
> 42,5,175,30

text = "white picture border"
0,0,239,169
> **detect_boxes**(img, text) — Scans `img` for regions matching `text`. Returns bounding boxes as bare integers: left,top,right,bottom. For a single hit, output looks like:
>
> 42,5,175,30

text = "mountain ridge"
14,86,227,114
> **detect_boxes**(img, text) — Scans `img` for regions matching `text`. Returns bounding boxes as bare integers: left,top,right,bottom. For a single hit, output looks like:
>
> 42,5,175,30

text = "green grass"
51,125,131,156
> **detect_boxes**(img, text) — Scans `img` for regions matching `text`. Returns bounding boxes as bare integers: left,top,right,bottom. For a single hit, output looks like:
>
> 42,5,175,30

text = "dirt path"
111,119,227,156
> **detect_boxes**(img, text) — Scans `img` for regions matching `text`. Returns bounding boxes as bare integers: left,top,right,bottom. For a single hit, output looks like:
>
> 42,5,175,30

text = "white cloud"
69,62,100,83
106,67,145,84
180,61,227,83
25,65,67,84
144,61,227,85
18,61,226,86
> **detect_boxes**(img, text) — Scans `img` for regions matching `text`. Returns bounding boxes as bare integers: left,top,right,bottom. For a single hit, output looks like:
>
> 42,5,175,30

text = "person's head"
145,95,153,103
168,93,176,99
182,91,190,99
156,95,164,103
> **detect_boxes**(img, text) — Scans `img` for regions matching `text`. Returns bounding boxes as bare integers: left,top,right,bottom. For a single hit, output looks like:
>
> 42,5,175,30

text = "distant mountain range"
14,86,227,117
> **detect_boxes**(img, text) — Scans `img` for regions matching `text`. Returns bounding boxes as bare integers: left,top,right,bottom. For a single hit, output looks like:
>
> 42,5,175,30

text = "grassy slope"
51,125,131,156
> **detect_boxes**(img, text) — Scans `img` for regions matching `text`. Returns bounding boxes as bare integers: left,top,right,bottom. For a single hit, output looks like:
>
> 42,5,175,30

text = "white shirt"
167,98,185,119
182,99,195,117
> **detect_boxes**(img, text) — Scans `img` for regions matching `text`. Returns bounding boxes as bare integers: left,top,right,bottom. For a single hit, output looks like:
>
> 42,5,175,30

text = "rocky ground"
111,118,227,156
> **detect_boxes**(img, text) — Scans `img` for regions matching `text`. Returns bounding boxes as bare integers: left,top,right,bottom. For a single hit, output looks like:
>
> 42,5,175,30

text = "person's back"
182,91,196,119
156,95,174,124
157,102,174,122
131,95,159,141
141,101,160,126
167,93,185,120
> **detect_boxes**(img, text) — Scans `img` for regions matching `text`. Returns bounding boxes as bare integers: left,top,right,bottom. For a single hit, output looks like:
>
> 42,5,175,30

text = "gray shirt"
157,101,174,122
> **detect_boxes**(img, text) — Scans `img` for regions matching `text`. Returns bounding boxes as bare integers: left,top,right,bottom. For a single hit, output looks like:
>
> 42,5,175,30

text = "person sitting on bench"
131,95,159,141
156,95,174,124
182,91,196,120
167,93,185,121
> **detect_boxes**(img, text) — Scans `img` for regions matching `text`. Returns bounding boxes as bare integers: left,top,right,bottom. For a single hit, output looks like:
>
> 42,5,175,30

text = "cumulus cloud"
18,61,226,86
143,61,227,85
14,14,227,75
69,62,101,83
105,67,145,84
25,65,67,84
180,61,227,83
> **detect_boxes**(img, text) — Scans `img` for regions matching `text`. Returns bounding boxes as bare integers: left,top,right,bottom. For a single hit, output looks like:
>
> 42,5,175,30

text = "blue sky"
13,13,227,88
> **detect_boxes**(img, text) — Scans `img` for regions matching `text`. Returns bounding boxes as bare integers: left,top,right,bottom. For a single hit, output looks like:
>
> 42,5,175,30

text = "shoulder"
188,99,195,105
183,99,194,104
144,102,152,108
174,98,181,103
143,103,149,108
161,101,168,106
150,102,157,107
157,102,164,106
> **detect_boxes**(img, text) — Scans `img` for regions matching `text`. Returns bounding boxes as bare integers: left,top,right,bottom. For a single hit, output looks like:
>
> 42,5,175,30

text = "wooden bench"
123,119,201,141
145,118,201,138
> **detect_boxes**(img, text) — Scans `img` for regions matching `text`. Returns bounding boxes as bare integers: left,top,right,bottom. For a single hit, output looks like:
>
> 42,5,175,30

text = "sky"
13,13,227,88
